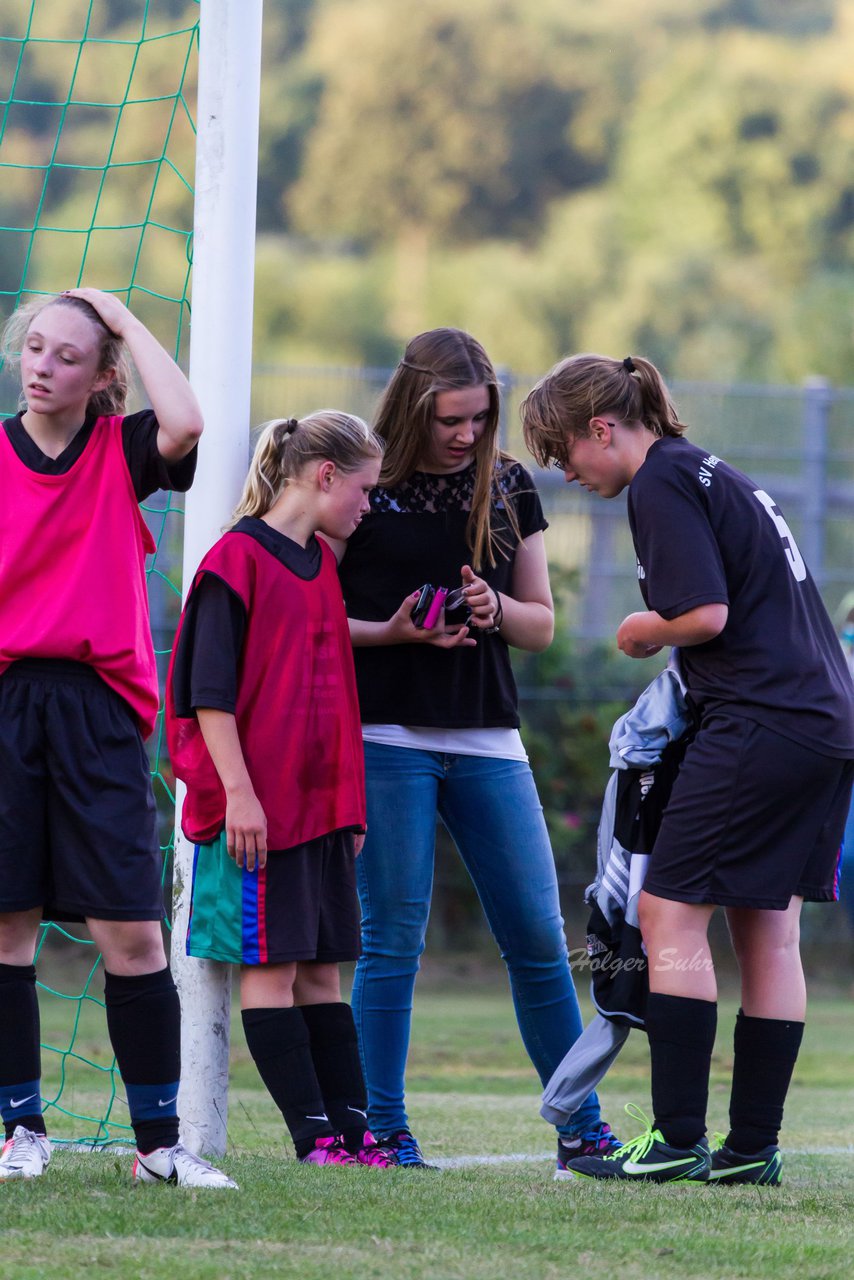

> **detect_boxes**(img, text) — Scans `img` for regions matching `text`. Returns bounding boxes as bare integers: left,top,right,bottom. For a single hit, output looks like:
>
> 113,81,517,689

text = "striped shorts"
187,828,360,965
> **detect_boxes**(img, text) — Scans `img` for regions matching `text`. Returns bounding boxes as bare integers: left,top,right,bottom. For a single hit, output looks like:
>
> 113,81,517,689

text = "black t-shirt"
2,409,197,501
628,436,854,756
338,460,547,728
171,517,323,715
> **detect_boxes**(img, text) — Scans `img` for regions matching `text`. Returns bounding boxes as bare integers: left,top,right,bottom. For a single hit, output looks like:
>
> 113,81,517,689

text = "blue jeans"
351,741,601,1138
841,790,854,931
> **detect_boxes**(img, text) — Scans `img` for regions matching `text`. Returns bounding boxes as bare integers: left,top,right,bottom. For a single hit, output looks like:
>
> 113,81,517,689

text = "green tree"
579,19,854,380
256,0,323,233
288,0,611,335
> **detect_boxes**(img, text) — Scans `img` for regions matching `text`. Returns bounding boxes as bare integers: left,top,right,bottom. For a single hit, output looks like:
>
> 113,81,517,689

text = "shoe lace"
586,1122,622,1152
389,1130,423,1162
326,1139,357,1164
604,1104,657,1163
177,1146,220,1174
3,1128,41,1161
560,1122,621,1157
359,1142,396,1166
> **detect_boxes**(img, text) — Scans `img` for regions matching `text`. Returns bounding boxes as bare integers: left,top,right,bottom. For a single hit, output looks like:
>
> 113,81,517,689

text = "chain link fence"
252,366,854,637
249,366,854,963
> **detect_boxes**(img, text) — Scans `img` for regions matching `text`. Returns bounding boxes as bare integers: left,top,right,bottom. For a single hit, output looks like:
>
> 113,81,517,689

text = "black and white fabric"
541,660,692,1126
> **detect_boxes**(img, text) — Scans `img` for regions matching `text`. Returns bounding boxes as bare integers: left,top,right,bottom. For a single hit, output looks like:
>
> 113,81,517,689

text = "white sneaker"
132,1143,238,1189
0,1125,51,1180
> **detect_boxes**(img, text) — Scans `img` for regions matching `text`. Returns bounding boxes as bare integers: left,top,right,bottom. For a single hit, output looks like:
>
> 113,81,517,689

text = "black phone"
411,583,435,628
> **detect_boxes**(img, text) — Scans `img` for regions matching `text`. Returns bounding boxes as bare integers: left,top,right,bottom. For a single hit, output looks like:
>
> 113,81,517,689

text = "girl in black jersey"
334,329,618,1172
522,353,854,1185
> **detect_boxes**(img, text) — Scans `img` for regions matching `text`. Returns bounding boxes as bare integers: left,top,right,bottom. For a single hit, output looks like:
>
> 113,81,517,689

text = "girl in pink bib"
0,289,235,1189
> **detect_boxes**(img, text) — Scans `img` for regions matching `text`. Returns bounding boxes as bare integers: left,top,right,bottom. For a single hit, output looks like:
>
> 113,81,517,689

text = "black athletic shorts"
187,828,361,965
0,659,164,922
644,711,854,910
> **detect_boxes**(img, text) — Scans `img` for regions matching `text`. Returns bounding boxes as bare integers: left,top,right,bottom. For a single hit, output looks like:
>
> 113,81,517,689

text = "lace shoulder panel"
371,459,532,515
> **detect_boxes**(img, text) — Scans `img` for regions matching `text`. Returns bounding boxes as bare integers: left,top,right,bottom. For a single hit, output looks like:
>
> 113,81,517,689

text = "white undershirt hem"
360,723,528,762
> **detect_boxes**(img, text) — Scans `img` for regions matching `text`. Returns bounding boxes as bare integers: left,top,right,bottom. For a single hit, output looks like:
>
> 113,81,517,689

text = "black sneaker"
563,1105,710,1183
708,1136,782,1186
378,1129,438,1170
555,1121,621,1181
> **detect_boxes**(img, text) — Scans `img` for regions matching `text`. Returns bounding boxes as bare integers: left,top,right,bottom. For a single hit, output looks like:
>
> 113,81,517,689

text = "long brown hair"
522,353,687,471
374,328,520,570
1,293,132,416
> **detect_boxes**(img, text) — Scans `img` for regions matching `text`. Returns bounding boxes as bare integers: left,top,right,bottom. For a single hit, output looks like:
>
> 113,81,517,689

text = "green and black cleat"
708,1136,782,1186
561,1105,710,1183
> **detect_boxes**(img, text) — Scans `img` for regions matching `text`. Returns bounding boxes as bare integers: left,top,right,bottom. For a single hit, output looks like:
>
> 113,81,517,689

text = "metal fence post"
497,365,512,449
579,503,618,639
801,376,831,586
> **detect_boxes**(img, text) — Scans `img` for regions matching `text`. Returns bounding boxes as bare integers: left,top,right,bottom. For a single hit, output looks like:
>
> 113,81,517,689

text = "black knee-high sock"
727,1009,804,1153
300,1002,368,1153
0,963,45,1138
104,968,181,1153
241,1006,335,1158
646,992,717,1148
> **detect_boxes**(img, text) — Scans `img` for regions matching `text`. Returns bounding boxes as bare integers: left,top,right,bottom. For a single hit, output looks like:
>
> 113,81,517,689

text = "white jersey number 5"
753,489,807,582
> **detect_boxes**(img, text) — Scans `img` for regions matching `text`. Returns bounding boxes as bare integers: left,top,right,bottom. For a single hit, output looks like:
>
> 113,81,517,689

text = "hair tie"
284,417,299,435
622,356,636,373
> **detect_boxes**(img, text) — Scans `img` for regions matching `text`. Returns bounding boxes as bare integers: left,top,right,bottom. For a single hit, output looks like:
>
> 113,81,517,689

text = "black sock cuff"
103,967,175,1004
0,964,41,1089
646,993,717,1048
734,1009,804,1056
8,1114,45,1138
104,968,180,1085
299,1002,356,1043
134,1116,180,1155
0,963,37,985
241,1006,308,1059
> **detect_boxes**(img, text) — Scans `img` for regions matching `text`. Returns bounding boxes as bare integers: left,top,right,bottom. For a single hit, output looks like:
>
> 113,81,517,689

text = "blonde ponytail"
230,410,383,526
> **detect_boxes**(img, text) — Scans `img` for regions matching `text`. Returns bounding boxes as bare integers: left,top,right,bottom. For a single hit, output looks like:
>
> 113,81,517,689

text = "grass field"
2,955,852,1280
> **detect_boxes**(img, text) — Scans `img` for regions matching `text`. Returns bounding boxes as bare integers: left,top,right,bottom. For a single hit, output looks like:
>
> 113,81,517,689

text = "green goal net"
0,0,199,1146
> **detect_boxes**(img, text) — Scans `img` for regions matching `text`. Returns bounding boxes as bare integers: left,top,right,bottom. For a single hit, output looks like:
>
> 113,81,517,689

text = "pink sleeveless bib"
0,416,159,737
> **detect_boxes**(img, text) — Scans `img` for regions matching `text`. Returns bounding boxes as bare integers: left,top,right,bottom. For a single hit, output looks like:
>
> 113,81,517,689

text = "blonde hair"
1,293,132,416
230,409,384,526
522,353,687,471
374,328,520,570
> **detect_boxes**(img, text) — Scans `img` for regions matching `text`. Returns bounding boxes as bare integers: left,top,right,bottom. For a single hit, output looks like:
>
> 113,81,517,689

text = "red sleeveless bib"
167,532,366,847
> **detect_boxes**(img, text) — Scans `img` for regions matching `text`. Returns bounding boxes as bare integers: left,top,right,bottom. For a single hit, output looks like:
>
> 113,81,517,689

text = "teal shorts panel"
186,829,360,965
187,833,246,962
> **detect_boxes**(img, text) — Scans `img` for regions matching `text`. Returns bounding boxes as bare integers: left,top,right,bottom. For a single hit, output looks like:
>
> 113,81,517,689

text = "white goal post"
171,0,264,1157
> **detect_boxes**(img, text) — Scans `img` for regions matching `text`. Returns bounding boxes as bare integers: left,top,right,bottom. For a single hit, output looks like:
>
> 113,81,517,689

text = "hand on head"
61,287,135,337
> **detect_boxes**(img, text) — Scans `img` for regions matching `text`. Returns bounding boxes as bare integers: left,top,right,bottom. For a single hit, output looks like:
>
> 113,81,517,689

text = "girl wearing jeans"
333,328,616,1170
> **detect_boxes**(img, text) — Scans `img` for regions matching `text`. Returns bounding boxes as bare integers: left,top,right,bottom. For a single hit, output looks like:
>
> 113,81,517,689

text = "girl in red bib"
0,288,235,1188
167,411,397,1167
